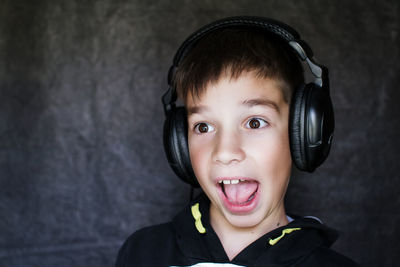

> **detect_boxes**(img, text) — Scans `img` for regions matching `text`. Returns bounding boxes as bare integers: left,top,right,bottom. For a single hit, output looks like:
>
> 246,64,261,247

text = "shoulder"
281,216,359,267
298,246,359,267
127,222,176,244
115,222,178,267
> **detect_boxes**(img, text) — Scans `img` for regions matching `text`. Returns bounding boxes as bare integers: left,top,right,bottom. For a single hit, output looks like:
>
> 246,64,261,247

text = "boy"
116,16,358,266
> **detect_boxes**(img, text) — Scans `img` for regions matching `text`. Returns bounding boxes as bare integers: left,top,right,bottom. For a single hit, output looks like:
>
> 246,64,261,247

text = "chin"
228,217,262,229
221,207,268,229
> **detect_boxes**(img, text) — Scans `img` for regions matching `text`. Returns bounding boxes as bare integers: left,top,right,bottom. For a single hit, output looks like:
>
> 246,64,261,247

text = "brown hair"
172,27,304,103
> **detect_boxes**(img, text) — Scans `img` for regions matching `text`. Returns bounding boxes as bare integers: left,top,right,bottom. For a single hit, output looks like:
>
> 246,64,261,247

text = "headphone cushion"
290,84,308,171
163,107,198,187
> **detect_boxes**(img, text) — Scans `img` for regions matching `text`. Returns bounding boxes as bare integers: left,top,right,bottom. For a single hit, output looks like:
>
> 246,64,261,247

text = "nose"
212,128,245,165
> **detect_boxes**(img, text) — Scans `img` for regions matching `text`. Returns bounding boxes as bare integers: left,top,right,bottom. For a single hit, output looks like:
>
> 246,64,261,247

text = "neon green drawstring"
269,227,301,245
191,203,206,234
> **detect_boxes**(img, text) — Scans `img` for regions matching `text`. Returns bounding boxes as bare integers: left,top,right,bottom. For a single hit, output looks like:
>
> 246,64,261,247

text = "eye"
245,118,268,129
194,122,215,134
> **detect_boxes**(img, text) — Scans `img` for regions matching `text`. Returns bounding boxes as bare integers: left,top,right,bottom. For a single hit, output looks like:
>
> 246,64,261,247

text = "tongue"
223,181,258,204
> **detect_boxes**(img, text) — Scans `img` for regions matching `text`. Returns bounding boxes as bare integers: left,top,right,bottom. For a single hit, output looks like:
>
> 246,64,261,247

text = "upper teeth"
219,179,245,184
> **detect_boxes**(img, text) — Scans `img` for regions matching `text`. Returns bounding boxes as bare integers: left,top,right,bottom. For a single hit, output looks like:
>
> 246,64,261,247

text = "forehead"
186,72,288,114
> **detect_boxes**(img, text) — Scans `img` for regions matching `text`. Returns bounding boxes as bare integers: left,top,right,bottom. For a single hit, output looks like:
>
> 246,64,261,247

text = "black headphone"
162,16,334,187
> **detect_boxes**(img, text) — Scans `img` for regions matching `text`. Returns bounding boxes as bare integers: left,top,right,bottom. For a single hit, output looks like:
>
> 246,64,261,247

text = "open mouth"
217,178,259,206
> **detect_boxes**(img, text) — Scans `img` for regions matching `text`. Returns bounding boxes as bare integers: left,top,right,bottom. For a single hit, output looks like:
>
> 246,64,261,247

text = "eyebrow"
242,98,281,113
187,105,208,116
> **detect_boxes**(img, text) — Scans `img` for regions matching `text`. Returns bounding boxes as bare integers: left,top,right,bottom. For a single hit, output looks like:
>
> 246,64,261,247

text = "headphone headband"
173,16,300,67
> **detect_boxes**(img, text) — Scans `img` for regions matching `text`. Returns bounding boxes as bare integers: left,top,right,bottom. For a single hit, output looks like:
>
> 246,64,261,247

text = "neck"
210,203,288,261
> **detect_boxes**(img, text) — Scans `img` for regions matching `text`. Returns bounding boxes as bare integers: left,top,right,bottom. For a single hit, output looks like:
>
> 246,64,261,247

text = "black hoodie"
116,194,358,266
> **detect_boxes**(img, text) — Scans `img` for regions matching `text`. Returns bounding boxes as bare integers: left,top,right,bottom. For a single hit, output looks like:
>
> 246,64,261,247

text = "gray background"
0,0,399,266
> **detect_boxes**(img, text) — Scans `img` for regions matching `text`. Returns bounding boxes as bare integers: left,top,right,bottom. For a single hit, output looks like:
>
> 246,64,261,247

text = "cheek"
247,132,291,202
246,130,292,171
188,136,210,177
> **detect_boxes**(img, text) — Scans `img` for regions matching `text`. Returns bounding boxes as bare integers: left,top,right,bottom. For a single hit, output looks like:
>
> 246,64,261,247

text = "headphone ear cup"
290,84,308,171
290,83,335,172
163,107,199,187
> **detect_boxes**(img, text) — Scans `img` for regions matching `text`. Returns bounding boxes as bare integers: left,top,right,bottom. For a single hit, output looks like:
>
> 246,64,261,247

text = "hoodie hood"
173,193,339,266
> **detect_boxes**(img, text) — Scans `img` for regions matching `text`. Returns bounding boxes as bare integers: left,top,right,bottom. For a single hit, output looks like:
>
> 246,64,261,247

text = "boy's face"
186,71,292,230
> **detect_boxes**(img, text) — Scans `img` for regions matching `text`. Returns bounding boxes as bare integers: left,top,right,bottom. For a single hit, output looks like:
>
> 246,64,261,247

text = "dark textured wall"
0,0,399,266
